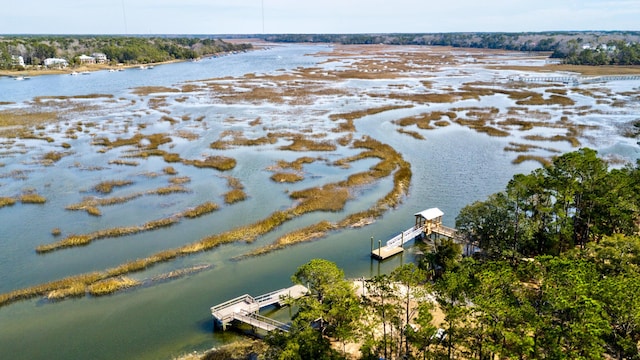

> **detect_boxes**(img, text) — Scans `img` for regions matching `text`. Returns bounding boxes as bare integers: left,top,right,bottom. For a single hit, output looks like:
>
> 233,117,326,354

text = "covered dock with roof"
371,207,459,260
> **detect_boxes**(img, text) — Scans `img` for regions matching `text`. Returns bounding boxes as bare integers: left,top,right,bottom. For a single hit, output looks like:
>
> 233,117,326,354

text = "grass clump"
0,197,16,208
512,155,551,166
42,151,69,163
88,277,140,296
152,185,190,195
169,176,191,184
20,193,47,204
185,156,237,171
94,180,133,194
163,166,177,175
270,172,304,183
183,202,219,218
224,189,247,204
397,128,425,139
109,159,139,166
279,136,337,152
244,221,336,257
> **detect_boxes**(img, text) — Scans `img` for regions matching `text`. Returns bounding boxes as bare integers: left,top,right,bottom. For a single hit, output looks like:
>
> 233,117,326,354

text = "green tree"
392,263,428,357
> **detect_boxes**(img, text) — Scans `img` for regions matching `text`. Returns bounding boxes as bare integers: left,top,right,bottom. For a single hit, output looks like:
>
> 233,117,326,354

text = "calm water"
0,44,633,360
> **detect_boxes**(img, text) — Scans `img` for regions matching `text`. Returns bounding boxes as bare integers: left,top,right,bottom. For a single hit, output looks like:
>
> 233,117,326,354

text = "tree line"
263,148,640,359
552,40,640,65
0,36,252,69
263,31,640,64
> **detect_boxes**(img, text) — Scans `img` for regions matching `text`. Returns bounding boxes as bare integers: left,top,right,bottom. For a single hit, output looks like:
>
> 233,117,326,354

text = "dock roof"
414,208,444,220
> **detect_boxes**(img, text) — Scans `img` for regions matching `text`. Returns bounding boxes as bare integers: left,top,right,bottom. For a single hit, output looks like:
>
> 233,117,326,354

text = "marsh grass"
243,221,336,257
329,105,413,133
396,128,425,139
524,134,581,147
88,277,140,296
94,180,134,194
270,172,304,183
163,166,177,175
224,189,247,204
152,185,190,195
512,155,551,166
210,130,277,149
42,151,71,163
183,202,219,218
20,193,47,204
0,197,16,207
169,176,191,184
279,136,337,152
161,115,178,125
184,155,237,171
109,159,139,166
36,217,180,253
504,142,562,154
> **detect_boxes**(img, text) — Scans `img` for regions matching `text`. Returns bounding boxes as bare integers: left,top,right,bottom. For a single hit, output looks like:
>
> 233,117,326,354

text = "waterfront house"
11,55,25,67
77,55,96,65
91,53,108,64
43,58,69,68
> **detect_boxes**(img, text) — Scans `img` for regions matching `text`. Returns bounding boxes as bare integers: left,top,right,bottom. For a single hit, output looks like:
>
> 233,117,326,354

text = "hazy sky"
1,0,638,35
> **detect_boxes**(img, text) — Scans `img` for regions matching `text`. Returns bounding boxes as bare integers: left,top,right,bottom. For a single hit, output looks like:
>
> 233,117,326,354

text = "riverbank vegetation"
0,36,253,70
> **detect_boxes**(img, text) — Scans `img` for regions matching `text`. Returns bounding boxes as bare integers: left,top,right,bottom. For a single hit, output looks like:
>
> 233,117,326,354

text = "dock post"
378,240,382,259
370,236,373,253
401,232,404,248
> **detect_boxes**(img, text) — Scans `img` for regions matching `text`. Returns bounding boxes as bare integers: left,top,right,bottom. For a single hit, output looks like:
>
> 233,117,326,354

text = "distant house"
77,54,96,64
11,55,25,67
44,58,69,68
91,52,108,64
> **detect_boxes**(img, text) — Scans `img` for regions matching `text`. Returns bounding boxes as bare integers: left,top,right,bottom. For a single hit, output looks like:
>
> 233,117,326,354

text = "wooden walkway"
210,284,308,332
511,75,640,85
371,224,459,260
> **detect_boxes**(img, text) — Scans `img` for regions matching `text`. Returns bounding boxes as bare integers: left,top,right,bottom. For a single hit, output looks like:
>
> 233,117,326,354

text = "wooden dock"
371,208,460,260
210,284,308,332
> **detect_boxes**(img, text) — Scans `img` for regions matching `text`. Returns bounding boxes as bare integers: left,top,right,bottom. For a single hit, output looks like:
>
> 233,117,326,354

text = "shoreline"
0,58,192,78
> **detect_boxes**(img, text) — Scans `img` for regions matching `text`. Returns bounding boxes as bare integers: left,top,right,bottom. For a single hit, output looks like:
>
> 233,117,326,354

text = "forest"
264,31,640,65
259,148,640,360
0,36,252,69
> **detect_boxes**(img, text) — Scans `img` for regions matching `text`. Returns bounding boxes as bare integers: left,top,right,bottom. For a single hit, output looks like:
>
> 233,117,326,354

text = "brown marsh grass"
524,134,581,147
270,156,317,171
151,185,189,195
224,189,247,204
94,180,134,194
169,176,191,184
270,172,304,183
512,155,552,166
163,166,177,175
36,216,180,253
88,277,140,296
183,202,219,218
279,136,337,152
396,129,425,140
132,86,181,96
184,155,237,171
109,159,139,166
20,193,47,204
0,197,16,207
243,221,336,257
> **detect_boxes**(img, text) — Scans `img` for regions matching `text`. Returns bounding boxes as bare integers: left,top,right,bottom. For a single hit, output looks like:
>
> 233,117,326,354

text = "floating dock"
371,208,459,260
210,284,308,332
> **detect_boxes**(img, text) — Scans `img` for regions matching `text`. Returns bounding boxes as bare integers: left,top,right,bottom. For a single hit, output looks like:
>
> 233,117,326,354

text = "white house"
44,58,69,68
77,54,96,64
91,52,108,64
11,55,25,67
